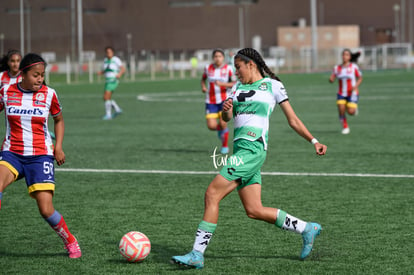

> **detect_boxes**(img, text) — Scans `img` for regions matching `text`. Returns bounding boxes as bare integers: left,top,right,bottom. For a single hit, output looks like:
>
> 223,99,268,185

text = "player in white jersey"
98,46,125,120
329,49,363,134
0,53,81,258
201,49,236,154
0,50,22,88
172,48,327,269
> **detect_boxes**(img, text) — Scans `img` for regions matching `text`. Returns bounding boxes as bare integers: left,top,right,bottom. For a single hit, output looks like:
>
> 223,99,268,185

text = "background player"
0,53,81,258
329,49,363,134
201,49,236,154
0,49,22,88
98,46,125,120
172,48,327,269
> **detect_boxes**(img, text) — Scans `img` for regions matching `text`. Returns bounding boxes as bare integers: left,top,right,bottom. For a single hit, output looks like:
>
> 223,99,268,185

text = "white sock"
105,100,112,116
275,209,307,234
111,100,121,112
192,228,213,254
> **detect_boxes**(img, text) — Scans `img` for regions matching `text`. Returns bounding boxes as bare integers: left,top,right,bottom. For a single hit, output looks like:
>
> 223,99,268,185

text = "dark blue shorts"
205,103,223,119
0,151,55,197
337,92,359,107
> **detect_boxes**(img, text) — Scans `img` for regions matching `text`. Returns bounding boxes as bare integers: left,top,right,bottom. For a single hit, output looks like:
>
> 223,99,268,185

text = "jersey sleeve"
202,65,208,80
0,87,4,112
50,91,62,117
354,64,362,77
271,80,288,104
332,65,338,75
228,66,237,82
114,56,123,67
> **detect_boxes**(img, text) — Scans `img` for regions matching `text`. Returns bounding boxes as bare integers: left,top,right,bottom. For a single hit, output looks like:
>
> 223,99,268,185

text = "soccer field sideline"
56,167,414,178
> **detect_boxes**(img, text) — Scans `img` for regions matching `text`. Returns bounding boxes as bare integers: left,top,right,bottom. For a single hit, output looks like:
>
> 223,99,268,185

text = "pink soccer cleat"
65,239,82,258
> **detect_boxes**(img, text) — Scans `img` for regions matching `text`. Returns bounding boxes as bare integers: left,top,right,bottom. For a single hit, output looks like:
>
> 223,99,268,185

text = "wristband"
311,138,319,145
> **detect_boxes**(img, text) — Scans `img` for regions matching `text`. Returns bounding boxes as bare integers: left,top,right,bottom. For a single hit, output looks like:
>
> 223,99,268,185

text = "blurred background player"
172,48,327,269
0,50,56,139
329,49,363,134
0,49,22,88
98,46,125,120
0,53,81,258
201,49,236,154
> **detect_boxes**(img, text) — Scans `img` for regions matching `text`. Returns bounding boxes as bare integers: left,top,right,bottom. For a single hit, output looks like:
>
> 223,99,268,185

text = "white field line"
56,168,414,178
136,91,414,102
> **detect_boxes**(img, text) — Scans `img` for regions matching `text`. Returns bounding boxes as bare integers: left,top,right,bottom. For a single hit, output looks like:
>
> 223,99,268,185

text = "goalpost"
361,43,412,71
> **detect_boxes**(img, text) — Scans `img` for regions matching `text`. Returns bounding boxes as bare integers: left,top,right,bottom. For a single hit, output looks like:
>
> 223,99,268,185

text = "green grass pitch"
0,70,413,274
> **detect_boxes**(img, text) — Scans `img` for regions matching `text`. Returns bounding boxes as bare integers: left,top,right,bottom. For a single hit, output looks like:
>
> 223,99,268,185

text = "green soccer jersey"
102,56,122,82
229,77,288,150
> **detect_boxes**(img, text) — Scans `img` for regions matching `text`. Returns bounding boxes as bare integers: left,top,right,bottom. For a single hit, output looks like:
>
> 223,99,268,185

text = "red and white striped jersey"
0,71,22,88
332,63,362,96
202,63,234,104
0,83,62,156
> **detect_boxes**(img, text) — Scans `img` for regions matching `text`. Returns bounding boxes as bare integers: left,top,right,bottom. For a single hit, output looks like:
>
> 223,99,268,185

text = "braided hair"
0,49,22,72
235,48,281,82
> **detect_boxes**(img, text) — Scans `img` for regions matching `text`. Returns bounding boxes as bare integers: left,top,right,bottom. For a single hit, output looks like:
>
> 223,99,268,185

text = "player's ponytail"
343,49,361,63
350,52,361,63
235,48,281,82
0,49,21,72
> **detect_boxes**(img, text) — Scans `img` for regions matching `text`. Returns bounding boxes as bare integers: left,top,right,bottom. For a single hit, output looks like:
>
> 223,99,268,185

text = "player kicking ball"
0,53,81,258
171,48,327,269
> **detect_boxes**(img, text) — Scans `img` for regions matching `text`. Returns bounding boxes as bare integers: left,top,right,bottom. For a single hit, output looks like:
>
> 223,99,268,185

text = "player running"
172,48,327,269
329,49,363,134
98,46,125,120
0,53,81,258
201,49,236,154
0,50,22,88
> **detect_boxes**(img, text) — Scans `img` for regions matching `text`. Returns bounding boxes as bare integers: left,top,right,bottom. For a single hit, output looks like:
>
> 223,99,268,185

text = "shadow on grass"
208,254,300,261
106,242,185,268
144,148,209,154
0,250,67,258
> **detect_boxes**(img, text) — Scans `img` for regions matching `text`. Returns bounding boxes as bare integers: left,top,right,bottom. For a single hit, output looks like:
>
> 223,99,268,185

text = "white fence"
43,43,413,84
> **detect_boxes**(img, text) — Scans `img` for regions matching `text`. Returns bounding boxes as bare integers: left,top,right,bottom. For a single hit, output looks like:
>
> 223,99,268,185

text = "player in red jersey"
329,49,363,134
0,53,81,258
0,50,22,88
201,49,236,154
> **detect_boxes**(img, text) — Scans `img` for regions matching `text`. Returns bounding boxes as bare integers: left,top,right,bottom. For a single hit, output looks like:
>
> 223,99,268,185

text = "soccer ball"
119,231,151,262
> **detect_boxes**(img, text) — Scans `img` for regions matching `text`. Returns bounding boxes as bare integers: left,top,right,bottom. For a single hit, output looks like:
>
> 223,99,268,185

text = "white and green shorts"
219,138,267,190
104,79,119,92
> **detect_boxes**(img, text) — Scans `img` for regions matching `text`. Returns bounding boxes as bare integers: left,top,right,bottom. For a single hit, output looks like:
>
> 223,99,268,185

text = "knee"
103,92,111,101
347,109,356,115
38,207,55,219
244,206,262,220
206,122,217,131
204,188,219,206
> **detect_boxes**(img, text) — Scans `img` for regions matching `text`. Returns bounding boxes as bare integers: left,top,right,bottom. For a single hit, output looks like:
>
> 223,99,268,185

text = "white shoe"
341,127,350,134
102,114,112,120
